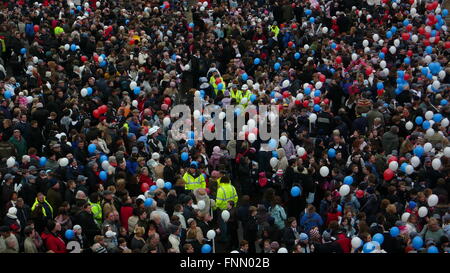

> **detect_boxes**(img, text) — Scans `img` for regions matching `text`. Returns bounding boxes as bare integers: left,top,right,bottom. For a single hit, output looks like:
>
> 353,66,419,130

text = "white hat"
242,84,248,90
7,207,17,219
73,225,82,231
148,126,160,136
137,195,146,202
105,230,117,238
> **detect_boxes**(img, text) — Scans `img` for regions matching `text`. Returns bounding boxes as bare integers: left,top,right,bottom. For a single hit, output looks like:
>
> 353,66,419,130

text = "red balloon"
129,40,135,45
98,105,108,114
388,156,398,163
215,78,222,84
283,91,290,98
303,100,309,107
291,23,297,29
445,41,450,49
356,190,364,199
418,27,425,35
300,152,308,161
408,0,414,4
365,67,373,76
323,98,330,105
382,0,389,3
93,109,101,118
406,24,413,32
399,157,407,163
141,183,149,193
33,25,39,32
336,56,342,64
407,50,413,56
384,169,395,181
404,73,411,81
313,97,321,104
433,36,440,44
278,104,283,111
425,32,431,39
319,74,326,82
164,97,172,105
377,89,384,96
402,33,410,41
381,47,388,54
288,41,294,47
93,55,99,62
423,39,431,46
295,100,301,105
244,131,249,139
81,56,88,62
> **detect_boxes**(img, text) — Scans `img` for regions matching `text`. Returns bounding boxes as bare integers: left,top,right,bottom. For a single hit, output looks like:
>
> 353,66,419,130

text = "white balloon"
282,80,290,88
444,147,450,158
241,98,248,105
432,158,441,170
364,47,370,54
297,147,306,157
130,81,137,90
206,230,216,240
392,2,397,8
277,247,288,253
197,200,206,210
382,68,389,77
427,194,438,207
418,206,428,218
438,70,446,80
442,25,448,32
163,117,171,127
84,2,89,8
405,165,414,175
194,90,200,97
221,210,230,222
411,156,421,167
315,81,323,89
64,44,70,51
242,125,248,132
247,119,256,129
304,44,309,50
441,118,449,127
218,112,226,120
425,26,432,33
351,237,362,249
394,39,400,47
389,46,396,54
380,60,386,69
193,110,201,119
362,40,369,47
32,56,38,63
424,55,432,64
322,27,328,33
389,161,398,171
156,179,165,188
432,81,440,90
96,1,101,7
26,96,33,104
405,121,413,130
320,166,329,177
80,88,88,97
372,34,379,41
401,212,410,222
411,34,418,43
339,185,350,196
303,83,310,89
309,113,317,123
296,93,304,101
248,133,256,143
424,143,432,152
102,160,110,171
425,111,434,120
352,53,358,61
98,56,104,63
410,8,417,15
378,39,384,46
270,157,279,168
203,1,208,7
426,128,435,137
59,158,69,167
199,6,205,11
280,136,288,146
6,157,15,168
152,153,160,160
132,100,138,107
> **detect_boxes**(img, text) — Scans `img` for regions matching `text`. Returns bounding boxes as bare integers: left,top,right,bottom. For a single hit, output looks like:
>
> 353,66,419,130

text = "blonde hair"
386,204,397,214
134,226,145,237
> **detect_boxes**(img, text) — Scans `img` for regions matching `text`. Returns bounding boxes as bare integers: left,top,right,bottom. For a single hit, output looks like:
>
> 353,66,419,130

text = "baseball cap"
77,175,88,182
4,174,15,180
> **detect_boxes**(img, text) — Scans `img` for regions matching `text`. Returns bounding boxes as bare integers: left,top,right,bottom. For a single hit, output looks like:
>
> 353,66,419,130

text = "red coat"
336,233,351,253
120,205,134,232
41,232,66,253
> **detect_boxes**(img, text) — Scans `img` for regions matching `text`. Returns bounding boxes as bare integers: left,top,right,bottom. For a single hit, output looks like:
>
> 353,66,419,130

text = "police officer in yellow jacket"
240,84,252,107
31,193,54,219
183,162,206,191
229,83,243,104
210,73,226,98
88,193,103,228
215,176,238,210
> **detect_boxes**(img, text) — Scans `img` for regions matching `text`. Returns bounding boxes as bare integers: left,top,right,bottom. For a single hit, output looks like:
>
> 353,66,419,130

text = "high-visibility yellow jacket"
210,76,226,95
230,89,243,103
183,172,206,190
31,197,53,218
271,25,280,37
89,200,103,227
215,183,238,210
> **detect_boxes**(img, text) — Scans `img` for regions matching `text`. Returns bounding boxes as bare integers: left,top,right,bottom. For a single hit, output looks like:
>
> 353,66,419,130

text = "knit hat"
7,207,17,219
73,225,82,231
276,169,283,176
309,227,321,241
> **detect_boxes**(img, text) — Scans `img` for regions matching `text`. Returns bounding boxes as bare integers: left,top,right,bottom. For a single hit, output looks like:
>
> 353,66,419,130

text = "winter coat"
41,232,66,253
382,131,399,155
299,212,324,233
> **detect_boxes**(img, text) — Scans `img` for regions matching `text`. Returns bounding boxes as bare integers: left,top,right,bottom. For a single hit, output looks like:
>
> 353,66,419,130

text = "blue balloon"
421,67,429,75
409,201,417,209
270,91,276,98
100,54,106,59
331,42,337,49
413,146,424,157
363,242,375,253
99,60,107,67
344,176,353,185
440,99,448,106
415,116,423,125
99,171,107,181
181,152,189,161
431,30,437,37
304,87,311,95
274,62,281,70
39,157,47,166
100,155,108,163
200,90,205,98
330,68,335,74
422,120,430,130
272,151,278,158
327,148,336,158
309,17,315,24
134,87,141,95
373,233,384,244
294,52,300,59
217,83,224,90
403,19,409,26
386,31,392,39
443,9,448,16
397,70,405,79
269,139,277,149
412,236,423,250
433,113,443,123
313,104,321,112
201,244,212,253
77,5,82,11
150,185,157,192
314,89,321,96
125,19,129,25
188,22,194,28
400,162,408,172
337,204,342,212
377,82,384,90
4,91,12,99
427,246,439,253
404,57,410,65
187,139,195,146
88,144,97,154
20,48,27,54
164,182,172,190
144,198,153,207
250,94,257,103
171,54,177,61
426,46,433,54
65,230,75,240
305,9,312,16
70,10,75,15
254,58,261,65
291,186,301,197
188,131,195,139
87,87,93,95
390,227,400,237
242,73,248,81
391,26,397,33
70,44,77,51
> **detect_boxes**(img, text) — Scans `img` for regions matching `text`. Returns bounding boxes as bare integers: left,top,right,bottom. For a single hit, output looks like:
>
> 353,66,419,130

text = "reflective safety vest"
31,197,53,218
230,89,243,103
215,183,238,210
210,76,226,95
241,90,252,106
89,200,103,227
183,172,206,190
271,25,280,37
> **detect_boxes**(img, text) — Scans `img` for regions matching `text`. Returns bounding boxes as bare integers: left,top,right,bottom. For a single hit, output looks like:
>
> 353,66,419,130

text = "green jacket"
8,136,27,158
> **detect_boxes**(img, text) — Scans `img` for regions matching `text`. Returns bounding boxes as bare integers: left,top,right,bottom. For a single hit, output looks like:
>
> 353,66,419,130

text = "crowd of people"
0,0,449,253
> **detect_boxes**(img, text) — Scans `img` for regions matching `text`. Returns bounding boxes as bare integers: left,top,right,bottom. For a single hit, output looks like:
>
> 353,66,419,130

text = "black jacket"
74,210,100,245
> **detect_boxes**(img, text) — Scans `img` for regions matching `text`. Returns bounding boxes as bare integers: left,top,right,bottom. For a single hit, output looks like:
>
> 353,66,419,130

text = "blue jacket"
299,212,323,233
126,160,138,176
